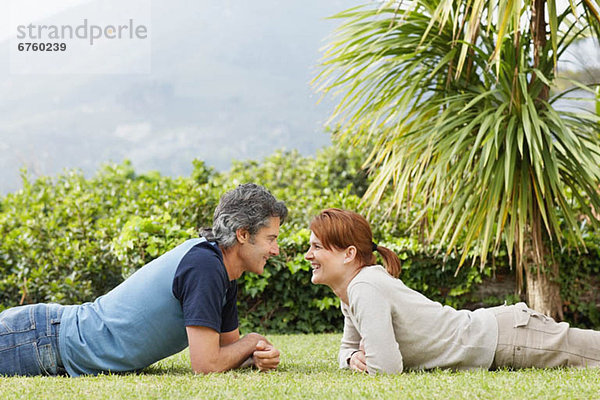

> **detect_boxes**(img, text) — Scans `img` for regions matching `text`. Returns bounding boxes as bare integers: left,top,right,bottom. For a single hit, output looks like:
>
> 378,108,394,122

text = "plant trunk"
520,219,563,320
524,262,563,320
531,0,550,99
520,0,563,320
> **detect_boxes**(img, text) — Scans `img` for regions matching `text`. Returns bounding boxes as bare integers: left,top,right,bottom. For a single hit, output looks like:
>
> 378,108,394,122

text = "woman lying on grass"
305,208,600,374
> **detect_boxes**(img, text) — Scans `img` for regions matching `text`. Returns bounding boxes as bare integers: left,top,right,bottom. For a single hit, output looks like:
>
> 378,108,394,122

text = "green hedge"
1,146,599,332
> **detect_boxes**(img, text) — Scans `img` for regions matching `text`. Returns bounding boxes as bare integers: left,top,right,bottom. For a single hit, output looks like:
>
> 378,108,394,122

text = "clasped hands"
248,334,280,372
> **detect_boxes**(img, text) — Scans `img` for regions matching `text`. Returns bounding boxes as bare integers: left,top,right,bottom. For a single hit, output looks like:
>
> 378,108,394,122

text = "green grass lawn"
1,333,599,399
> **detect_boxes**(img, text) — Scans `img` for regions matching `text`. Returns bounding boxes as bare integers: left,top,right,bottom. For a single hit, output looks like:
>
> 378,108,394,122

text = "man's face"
239,216,280,275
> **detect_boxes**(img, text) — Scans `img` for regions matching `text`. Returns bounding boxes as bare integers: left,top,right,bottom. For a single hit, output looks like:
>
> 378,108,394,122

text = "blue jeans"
0,303,66,376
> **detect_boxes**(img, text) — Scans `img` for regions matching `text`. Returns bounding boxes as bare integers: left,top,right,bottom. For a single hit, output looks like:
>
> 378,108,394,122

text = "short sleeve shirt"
172,241,238,332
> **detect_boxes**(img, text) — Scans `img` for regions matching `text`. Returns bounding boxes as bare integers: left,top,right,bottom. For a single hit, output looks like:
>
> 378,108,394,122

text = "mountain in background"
0,0,362,194
1,1,596,195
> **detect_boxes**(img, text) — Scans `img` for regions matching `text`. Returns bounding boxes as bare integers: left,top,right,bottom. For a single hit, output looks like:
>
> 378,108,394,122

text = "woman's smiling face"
305,231,349,286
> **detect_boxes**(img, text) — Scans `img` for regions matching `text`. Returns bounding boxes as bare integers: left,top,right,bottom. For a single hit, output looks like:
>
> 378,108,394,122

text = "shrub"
0,146,598,332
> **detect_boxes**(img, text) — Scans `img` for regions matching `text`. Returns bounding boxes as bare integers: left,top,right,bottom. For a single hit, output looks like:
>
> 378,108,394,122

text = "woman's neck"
332,265,363,305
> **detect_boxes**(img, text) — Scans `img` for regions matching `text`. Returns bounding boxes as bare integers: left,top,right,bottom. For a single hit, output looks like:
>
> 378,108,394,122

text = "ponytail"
373,243,401,278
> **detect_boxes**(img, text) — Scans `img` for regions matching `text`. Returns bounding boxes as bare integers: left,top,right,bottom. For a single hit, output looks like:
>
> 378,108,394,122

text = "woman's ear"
344,246,357,264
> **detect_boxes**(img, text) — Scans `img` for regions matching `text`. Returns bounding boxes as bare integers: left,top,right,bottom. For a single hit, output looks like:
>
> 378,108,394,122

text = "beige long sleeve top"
338,265,498,374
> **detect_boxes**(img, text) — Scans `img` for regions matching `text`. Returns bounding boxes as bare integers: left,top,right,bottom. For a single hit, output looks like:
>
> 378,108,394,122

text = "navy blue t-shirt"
172,241,238,333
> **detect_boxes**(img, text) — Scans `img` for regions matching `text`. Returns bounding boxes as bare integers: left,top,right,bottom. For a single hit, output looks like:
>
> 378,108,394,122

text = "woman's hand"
349,349,367,372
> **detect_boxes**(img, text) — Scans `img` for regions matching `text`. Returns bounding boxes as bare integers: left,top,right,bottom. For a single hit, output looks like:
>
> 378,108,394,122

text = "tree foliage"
314,1,600,308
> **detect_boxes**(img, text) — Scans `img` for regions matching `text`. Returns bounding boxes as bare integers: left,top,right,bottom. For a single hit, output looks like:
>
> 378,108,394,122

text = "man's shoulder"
175,240,227,282
182,240,223,262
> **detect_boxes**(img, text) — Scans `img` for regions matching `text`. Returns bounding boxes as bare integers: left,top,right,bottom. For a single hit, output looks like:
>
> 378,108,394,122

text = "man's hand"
252,340,280,371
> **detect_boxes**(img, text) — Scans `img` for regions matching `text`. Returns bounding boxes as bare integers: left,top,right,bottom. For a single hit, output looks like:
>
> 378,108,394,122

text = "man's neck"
220,245,243,280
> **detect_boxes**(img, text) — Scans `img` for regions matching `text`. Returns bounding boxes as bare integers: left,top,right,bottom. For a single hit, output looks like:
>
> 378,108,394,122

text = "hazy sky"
0,0,597,195
0,0,363,194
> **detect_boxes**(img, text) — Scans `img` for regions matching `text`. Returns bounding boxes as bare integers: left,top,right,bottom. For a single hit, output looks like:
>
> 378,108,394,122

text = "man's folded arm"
186,326,265,374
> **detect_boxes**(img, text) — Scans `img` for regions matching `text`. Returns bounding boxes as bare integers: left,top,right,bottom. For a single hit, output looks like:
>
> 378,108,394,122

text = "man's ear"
344,246,357,264
236,228,250,244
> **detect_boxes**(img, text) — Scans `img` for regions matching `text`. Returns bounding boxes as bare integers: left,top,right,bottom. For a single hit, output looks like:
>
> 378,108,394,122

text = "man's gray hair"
201,183,288,248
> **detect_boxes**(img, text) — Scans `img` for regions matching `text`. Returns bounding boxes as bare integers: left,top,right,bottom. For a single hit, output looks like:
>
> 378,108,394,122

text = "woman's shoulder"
359,264,393,278
350,265,399,288
346,266,402,307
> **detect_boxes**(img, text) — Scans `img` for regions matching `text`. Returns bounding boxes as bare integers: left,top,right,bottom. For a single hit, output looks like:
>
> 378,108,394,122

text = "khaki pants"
489,302,600,369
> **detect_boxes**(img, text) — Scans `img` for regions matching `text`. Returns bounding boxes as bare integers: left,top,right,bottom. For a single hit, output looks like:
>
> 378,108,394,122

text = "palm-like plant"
315,0,600,318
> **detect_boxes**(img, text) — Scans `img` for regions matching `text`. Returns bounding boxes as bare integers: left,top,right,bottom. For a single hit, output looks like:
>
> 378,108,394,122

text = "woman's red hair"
309,208,401,278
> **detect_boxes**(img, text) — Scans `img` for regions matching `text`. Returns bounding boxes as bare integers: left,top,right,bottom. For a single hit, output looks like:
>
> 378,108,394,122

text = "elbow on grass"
191,362,228,375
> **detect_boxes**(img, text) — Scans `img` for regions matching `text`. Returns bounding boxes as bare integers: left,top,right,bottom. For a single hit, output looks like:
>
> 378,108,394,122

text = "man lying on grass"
0,183,285,377
306,208,600,374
